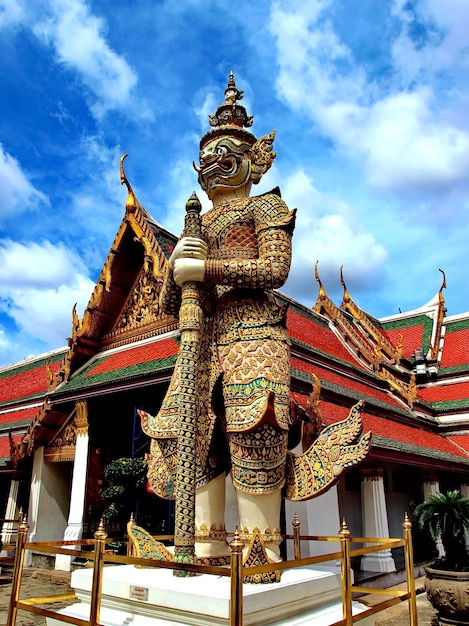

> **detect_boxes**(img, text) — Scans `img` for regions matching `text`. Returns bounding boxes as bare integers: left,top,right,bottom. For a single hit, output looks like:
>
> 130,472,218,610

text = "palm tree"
414,490,469,571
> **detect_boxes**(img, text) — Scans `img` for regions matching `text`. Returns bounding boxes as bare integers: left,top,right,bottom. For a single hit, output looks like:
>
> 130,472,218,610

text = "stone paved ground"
0,562,438,626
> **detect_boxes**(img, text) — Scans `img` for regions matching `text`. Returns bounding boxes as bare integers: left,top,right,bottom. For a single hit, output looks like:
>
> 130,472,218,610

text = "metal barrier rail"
7,512,418,626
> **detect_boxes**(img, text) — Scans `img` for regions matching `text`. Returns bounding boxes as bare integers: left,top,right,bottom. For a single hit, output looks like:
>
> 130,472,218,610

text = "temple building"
1,169,468,575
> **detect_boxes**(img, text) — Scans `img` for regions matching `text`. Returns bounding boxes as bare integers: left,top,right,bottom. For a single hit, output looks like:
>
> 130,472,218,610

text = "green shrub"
414,490,469,571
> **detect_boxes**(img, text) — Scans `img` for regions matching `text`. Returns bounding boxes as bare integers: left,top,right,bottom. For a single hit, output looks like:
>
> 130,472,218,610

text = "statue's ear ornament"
250,130,277,184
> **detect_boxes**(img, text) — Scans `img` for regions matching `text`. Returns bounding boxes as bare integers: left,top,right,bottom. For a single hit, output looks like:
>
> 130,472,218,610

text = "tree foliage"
414,490,469,571
101,457,147,522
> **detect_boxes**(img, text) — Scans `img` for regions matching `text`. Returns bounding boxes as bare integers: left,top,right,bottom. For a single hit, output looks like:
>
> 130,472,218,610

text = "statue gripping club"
138,73,371,581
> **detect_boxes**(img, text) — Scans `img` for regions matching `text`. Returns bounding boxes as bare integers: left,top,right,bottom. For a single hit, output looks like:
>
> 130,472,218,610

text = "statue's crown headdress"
200,72,256,149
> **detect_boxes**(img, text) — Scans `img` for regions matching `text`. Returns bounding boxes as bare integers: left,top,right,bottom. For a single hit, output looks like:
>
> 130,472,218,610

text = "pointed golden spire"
429,268,447,361
120,153,139,213
340,265,351,304
438,268,446,305
314,260,326,300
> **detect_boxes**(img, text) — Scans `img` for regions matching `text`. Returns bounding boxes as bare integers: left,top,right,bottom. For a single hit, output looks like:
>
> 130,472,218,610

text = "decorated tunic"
141,190,296,497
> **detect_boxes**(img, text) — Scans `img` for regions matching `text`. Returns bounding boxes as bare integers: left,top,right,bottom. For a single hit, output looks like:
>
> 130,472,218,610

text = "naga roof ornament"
429,268,447,361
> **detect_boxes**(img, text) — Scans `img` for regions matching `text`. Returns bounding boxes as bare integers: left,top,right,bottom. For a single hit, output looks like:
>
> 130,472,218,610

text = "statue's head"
194,72,276,200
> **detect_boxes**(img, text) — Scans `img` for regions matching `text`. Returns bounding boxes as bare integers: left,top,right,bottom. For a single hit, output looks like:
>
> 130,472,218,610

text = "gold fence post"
292,513,301,560
403,512,418,626
339,518,353,626
6,512,28,626
89,519,107,626
229,528,244,626
127,513,135,557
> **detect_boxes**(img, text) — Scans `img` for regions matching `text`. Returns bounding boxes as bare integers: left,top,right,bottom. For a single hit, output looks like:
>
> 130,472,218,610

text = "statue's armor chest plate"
202,198,257,260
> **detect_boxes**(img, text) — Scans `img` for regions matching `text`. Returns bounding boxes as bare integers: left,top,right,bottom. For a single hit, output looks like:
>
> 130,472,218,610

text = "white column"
1,479,20,550
422,476,444,558
360,468,396,573
26,428,79,566
55,402,90,571
422,477,440,500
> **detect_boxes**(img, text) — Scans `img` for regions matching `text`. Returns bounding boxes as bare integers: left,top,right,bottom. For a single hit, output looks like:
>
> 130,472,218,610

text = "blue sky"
1,0,469,367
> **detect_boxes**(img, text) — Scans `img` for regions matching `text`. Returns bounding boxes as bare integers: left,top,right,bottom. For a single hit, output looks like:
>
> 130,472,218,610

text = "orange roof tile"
384,325,424,359
85,338,180,377
419,381,469,403
447,435,469,455
0,406,39,427
287,308,358,365
440,327,469,369
0,359,62,404
320,400,468,460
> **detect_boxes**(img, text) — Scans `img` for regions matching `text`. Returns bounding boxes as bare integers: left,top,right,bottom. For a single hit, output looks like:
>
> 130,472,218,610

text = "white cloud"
0,239,94,360
0,144,49,218
269,1,469,195
280,169,388,303
0,0,25,27
30,0,145,119
0,240,86,286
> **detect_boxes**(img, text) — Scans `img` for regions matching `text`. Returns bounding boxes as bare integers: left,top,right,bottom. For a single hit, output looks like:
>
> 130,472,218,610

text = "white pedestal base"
361,550,396,574
47,565,375,626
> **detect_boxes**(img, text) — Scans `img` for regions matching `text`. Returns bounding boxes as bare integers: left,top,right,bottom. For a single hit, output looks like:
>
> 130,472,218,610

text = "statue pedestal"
47,564,375,626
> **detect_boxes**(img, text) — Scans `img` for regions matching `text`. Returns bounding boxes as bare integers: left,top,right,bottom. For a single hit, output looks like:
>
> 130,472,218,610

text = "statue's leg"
228,423,287,564
236,488,283,561
195,473,230,559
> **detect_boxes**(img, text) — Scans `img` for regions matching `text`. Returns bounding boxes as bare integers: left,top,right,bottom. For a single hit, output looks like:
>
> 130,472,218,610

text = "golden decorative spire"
429,268,447,360
340,265,351,304
120,153,139,213
438,268,447,304
314,260,326,301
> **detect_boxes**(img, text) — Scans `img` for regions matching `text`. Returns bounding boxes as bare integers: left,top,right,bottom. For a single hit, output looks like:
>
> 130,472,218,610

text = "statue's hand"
169,237,208,268
173,258,206,286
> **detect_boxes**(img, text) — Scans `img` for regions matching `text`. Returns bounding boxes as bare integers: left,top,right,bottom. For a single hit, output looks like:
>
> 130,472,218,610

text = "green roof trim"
63,354,178,390
445,318,469,333
381,314,433,354
428,398,469,411
381,314,429,331
372,435,469,465
0,420,32,432
0,351,65,381
439,364,469,375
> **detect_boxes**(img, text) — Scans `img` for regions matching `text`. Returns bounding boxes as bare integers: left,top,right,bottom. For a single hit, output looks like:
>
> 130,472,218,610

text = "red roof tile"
447,435,469,455
292,395,468,461
291,357,404,410
384,325,424,359
318,400,469,460
0,361,62,404
287,309,357,365
440,328,469,368
0,434,14,459
85,338,180,376
0,406,39,427
419,381,469,403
